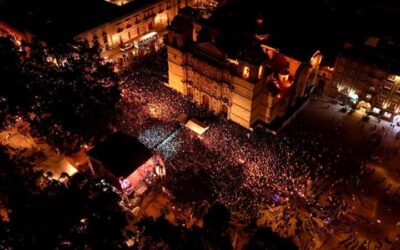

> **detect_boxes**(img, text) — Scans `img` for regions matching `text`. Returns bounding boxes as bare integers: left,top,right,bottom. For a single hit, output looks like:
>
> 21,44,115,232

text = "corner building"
166,6,322,129
324,37,400,121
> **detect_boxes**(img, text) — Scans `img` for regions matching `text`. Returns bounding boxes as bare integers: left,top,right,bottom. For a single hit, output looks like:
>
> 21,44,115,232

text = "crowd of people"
116,49,400,249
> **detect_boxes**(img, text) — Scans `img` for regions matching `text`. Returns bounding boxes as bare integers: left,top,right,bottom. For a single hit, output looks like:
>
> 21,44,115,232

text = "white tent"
185,118,209,135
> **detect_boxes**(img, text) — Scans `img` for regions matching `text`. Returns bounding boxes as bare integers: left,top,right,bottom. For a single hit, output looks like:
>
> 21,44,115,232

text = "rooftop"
194,0,336,63
0,0,162,43
341,36,400,75
87,132,153,178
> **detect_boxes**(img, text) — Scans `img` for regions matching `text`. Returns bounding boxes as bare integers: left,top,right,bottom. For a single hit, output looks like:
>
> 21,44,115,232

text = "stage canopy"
88,132,153,178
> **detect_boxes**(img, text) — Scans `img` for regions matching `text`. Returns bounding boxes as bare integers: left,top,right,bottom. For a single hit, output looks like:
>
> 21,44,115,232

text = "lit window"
384,81,393,89
366,94,372,99
243,66,250,79
258,65,263,79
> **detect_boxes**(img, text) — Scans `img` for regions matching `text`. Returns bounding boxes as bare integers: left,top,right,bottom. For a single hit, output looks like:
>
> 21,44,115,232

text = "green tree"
135,215,207,250
203,203,233,250
245,227,297,250
0,36,121,154
0,146,129,249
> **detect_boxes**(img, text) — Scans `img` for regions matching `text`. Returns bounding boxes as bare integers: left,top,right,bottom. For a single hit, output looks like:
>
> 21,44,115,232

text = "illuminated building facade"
75,0,192,56
166,7,322,130
324,37,400,121
0,0,191,59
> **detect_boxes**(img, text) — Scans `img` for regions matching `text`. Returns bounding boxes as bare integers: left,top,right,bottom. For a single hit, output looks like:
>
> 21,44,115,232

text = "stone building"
0,0,191,59
75,0,192,55
324,37,400,121
166,5,322,130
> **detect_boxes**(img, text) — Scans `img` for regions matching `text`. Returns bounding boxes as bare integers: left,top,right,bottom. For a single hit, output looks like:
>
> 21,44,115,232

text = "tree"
245,227,297,250
0,36,30,126
203,203,233,250
135,215,206,250
0,146,129,249
0,36,121,154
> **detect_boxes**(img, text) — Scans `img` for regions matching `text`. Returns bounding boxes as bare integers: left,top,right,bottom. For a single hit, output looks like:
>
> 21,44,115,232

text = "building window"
258,65,263,79
243,66,250,79
102,33,108,44
384,81,393,89
381,90,389,98
389,101,397,110
396,86,400,94
366,94,372,99
188,87,193,98
117,27,123,33
388,74,398,82
376,97,385,105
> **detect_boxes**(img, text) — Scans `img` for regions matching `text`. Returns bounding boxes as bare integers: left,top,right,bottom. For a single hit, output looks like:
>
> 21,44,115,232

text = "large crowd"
116,49,400,249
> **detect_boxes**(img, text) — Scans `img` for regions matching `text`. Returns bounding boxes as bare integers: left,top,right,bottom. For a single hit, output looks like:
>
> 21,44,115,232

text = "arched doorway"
202,95,210,108
188,87,194,99
221,104,228,117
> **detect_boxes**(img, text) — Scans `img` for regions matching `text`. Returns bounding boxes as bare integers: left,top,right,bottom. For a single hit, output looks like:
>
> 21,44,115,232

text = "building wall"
325,54,400,121
166,15,320,129
166,43,314,129
0,21,31,43
75,0,191,51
